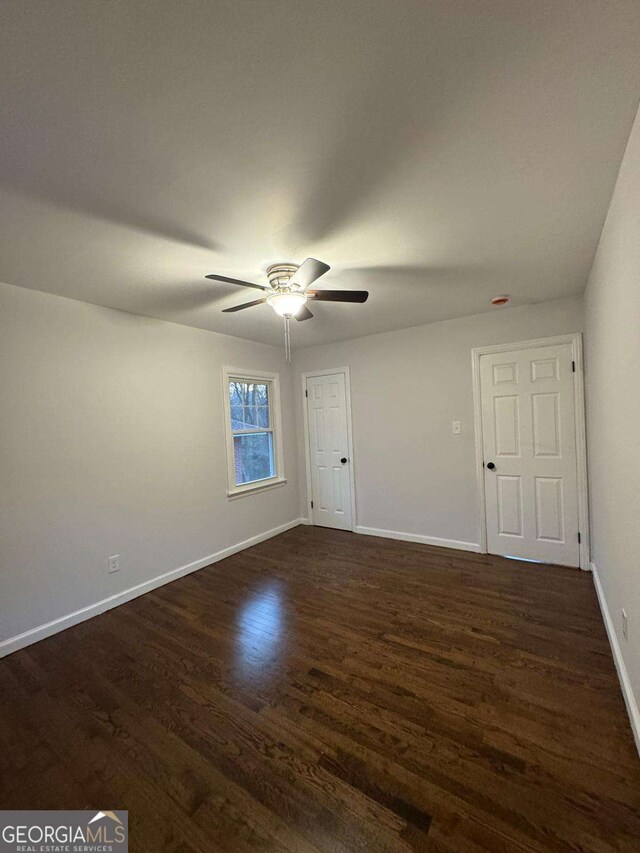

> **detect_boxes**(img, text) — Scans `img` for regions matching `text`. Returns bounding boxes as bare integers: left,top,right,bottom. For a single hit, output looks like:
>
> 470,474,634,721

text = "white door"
306,372,353,530
480,343,580,567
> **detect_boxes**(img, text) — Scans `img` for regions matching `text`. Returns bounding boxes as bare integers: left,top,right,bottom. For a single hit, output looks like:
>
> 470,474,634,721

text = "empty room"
1,2,640,851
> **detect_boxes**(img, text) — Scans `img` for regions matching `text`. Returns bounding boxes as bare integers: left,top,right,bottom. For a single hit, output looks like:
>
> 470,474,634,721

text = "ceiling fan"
205,258,368,360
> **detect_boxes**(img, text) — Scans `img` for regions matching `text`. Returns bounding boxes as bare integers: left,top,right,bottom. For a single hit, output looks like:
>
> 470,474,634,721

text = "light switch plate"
452,421,461,434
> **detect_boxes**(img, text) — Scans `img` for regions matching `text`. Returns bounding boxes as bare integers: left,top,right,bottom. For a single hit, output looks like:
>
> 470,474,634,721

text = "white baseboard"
591,562,640,757
355,525,481,553
0,518,305,659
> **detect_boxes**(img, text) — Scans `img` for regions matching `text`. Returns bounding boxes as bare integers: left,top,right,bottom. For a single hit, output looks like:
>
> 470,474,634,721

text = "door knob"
340,457,348,464
486,462,496,470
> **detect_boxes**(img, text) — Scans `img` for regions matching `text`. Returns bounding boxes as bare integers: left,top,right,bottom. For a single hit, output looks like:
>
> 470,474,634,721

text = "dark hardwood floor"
1,526,639,852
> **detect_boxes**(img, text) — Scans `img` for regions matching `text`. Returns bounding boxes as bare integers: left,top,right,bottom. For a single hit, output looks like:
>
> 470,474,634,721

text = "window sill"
227,477,288,500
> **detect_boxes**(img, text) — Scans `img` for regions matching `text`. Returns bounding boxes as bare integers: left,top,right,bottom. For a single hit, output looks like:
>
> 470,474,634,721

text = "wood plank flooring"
1,526,639,852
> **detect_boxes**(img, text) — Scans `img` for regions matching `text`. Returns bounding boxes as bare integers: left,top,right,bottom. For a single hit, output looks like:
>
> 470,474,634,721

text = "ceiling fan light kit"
205,257,368,362
266,291,308,317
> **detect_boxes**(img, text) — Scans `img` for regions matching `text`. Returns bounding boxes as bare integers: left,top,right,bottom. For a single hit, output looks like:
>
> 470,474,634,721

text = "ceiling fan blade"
205,274,268,291
288,258,330,290
295,304,314,321
222,298,268,313
307,290,369,303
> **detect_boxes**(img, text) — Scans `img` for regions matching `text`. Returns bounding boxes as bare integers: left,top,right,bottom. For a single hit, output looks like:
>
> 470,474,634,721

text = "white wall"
0,282,300,651
584,103,640,747
294,296,584,548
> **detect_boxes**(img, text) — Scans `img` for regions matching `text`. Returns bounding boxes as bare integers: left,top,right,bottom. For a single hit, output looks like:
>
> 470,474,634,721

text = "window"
222,367,286,497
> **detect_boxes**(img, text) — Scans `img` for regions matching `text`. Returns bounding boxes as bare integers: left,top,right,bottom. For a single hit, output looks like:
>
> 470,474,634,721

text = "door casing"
472,333,589,570
301,367,356,531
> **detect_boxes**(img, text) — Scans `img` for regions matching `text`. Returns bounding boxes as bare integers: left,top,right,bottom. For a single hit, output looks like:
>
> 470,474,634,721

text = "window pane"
230,405,244,429
243,406,258,427
233,432,274,485
229,382,245,406
257,406,270,427
254,383,269,407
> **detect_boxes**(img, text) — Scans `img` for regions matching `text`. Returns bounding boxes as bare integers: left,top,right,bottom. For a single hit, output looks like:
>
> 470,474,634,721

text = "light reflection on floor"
235,582,286,678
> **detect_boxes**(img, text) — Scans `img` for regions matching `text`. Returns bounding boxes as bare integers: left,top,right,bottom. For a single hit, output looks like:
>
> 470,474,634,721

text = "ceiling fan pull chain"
284,315,292,363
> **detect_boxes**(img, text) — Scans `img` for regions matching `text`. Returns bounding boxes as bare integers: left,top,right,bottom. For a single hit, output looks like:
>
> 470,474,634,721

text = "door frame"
301,367,357,531
471,333,589,570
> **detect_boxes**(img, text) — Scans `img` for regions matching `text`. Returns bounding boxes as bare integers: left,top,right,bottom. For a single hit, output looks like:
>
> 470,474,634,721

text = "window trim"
221,366,286,498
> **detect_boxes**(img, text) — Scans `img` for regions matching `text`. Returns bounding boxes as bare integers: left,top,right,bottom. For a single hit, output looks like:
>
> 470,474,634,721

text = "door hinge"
578,532,581,544
572,360,576,372
305,389,308,397
310,500,314,509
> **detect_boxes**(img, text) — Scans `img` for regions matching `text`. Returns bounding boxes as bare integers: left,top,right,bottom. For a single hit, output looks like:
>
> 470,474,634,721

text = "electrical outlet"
622,609,628,640
452,420,461,435
107,554,120,574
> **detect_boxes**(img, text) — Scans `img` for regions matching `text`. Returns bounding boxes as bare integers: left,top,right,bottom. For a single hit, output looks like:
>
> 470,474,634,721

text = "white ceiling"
1,1,639,347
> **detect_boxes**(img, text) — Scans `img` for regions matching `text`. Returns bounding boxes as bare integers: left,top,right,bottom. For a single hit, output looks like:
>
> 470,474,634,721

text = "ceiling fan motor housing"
266,262,300,291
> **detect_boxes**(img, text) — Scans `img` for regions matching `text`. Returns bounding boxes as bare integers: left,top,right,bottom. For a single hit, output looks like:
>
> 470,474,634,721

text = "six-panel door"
480,344,580,567
306,373,352,531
